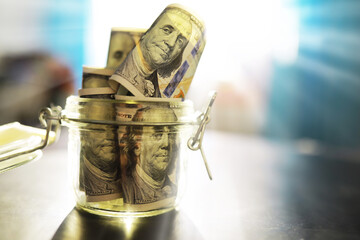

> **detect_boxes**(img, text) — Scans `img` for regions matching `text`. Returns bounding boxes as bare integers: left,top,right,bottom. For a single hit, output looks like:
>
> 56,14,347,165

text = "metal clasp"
39,105,63,144
187,91,217,180
0,106,62,163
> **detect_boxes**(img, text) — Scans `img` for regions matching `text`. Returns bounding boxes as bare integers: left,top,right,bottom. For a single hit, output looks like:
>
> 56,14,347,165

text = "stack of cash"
78,67,119,197
78,66,115,98
78,4,206,209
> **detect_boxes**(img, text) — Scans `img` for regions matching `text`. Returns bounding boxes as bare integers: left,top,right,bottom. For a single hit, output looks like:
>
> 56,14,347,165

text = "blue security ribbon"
163,61,189,97
163,38,202,97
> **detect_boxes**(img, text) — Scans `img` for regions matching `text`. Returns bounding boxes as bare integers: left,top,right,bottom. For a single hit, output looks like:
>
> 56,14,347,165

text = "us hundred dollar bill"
78,66,115,98
79,101,122,202
78,67,122,201
106,28,145,70
116,104,180,210
81,125,122,202
108,4,206,98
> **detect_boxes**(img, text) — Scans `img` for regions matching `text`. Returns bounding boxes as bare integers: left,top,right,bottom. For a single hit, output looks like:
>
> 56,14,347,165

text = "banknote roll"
106,28,146,70
78,66,117,196
109,4,206,98
79,103,121,202
78,66,116,97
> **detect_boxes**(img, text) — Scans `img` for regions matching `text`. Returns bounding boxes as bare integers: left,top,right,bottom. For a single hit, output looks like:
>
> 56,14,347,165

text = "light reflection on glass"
123,216,136,239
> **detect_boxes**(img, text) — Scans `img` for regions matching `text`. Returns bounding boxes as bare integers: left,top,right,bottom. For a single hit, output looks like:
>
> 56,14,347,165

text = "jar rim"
62,95,198,126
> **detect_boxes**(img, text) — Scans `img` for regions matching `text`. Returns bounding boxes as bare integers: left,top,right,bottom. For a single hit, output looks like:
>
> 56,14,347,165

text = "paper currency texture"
78,66,115,97
106,28,145,70
78,67,120,200
79,100,121,201
109,4,206,98
119,106,179,205
81,124,122,202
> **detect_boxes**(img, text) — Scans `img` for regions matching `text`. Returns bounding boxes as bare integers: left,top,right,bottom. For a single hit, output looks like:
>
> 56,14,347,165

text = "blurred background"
0,0,360,149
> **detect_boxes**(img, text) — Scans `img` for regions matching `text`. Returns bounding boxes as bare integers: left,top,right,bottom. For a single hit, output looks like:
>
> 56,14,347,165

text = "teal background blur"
0,0,88,125
265,0,360,148
45,0,88,89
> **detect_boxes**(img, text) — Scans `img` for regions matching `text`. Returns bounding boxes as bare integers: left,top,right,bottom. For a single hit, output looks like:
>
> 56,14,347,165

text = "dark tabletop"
1,129,360,240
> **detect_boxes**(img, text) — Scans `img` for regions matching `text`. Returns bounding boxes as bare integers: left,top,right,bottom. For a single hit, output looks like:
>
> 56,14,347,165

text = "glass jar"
0,92,215,217
62,96,197,217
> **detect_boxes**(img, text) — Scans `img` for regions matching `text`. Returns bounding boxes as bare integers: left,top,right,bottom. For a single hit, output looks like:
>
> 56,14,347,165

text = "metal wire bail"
187,91,217,180
0,106,62,163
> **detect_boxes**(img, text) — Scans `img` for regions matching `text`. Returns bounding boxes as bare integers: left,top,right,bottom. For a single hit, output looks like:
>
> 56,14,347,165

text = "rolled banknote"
78,66,121,200
79,99,122,202
106,28,145,70
118,105,180,208
109,4,206,98
78,66,115,97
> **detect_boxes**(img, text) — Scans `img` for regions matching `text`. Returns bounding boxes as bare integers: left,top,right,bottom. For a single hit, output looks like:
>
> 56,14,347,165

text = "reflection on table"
1,130,360,239
52,208,202,240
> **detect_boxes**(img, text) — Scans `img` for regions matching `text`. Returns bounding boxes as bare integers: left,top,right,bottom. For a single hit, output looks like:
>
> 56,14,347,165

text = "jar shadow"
52,207,203,240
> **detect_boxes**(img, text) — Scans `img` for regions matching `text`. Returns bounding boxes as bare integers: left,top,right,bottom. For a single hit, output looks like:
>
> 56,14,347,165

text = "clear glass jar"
62,96,196,217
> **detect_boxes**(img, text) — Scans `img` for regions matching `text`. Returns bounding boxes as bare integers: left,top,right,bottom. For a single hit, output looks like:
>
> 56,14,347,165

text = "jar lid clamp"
188,91,217,180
